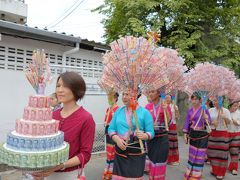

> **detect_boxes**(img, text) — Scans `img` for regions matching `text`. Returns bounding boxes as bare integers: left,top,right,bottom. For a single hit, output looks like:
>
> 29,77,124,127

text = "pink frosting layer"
28,95,50,108
15,119,59,136
23,107,52,121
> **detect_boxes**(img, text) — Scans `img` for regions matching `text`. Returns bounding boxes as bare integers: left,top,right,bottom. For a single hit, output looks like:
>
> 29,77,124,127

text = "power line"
53,23,101,28
47,0,86,29
53,25,101,31
46,0,81,28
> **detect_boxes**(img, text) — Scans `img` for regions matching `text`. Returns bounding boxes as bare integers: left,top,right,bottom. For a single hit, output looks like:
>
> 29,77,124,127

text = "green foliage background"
94,0,240,75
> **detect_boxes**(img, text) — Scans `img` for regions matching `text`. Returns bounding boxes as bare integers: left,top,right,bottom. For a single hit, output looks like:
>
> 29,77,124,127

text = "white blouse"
229,110,240,133
170,104,178,124
209,107,232,131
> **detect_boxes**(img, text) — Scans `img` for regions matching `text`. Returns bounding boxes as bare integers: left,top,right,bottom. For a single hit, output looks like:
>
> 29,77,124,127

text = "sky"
25,0,105,43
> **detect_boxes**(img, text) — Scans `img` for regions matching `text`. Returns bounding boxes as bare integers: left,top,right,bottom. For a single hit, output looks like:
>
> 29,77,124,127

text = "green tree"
95,0,240,75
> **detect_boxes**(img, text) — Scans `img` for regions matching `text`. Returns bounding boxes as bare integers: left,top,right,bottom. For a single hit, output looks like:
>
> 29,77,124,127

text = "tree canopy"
95,0,240,75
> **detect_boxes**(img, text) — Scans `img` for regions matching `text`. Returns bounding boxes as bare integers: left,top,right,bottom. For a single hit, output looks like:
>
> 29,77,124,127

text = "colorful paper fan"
25,50,52,95
99,36,186,97
155,47,187,96
227,79,240,102
185,62,237,108
100,36,157,95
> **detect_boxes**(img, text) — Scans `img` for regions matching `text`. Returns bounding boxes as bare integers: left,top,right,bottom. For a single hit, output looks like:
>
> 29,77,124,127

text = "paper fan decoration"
227,79,240,102
25,50,52,95
100,36,158,95
155,48,187,95
185,63,236,107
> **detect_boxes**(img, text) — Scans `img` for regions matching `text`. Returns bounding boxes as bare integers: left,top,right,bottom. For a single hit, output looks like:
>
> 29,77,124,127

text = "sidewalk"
85,137,239,180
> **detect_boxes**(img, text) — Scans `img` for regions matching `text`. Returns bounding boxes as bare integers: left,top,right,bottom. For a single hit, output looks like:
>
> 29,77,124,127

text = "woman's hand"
220,113,231,124
203,113,208,120
136,130,148,140
212,120,218,128
31,164,62,179
233,119,240,126
113,135,127,150
184,133,189,144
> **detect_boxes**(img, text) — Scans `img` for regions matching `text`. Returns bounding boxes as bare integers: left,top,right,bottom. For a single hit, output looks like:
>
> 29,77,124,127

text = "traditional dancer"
145,89,172,180
183,92,211,180
208,97,232,180
228,100,240,175
99,35,183,180
102,92,119,180
166,94,180,165
108,89,154,179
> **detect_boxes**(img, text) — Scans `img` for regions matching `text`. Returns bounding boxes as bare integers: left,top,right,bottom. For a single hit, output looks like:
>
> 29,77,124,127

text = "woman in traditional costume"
183,93,211,180
108,89,154,180
145,89,172,180
228,100,240,175
208,97,232,180
102,92,119,180
165,94,180,165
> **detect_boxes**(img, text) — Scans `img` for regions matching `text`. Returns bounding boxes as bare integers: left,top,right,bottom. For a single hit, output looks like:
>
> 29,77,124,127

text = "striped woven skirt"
167,124,179,164
228,131,240,171
112,140,145,180
184,129,208,180
144,141,150,172
207,130,229,177
103,133,116,180
147,132,169,180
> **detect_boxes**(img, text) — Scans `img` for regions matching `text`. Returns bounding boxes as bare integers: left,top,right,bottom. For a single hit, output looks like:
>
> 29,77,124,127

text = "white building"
0,0,27,24
0,17,116,142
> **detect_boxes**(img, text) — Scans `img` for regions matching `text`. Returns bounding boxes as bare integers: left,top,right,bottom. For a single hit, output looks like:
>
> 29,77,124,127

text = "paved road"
0,137,239,179
85,137,239,180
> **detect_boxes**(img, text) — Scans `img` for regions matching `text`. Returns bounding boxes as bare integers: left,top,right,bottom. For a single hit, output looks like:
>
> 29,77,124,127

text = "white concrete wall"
0,34,148,143
0,0,27,23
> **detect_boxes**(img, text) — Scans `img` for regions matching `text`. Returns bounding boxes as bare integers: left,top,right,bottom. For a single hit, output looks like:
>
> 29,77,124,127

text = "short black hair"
229,100,240,108
114,92,119,102
57,71,86,101
191,92,201,100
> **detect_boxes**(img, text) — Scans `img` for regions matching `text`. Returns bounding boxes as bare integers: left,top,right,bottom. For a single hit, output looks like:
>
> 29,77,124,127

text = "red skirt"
228,132,240,171
207,130,229,176
167,124,179,163
103,134,115,179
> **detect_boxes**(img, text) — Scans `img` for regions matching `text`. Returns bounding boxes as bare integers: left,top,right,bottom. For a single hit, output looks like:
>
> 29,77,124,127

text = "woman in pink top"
33,71,95,180
145,89,172,180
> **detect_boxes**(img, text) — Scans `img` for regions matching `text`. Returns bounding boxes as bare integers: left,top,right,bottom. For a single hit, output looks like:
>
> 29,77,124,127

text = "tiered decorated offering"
0,50,69,169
